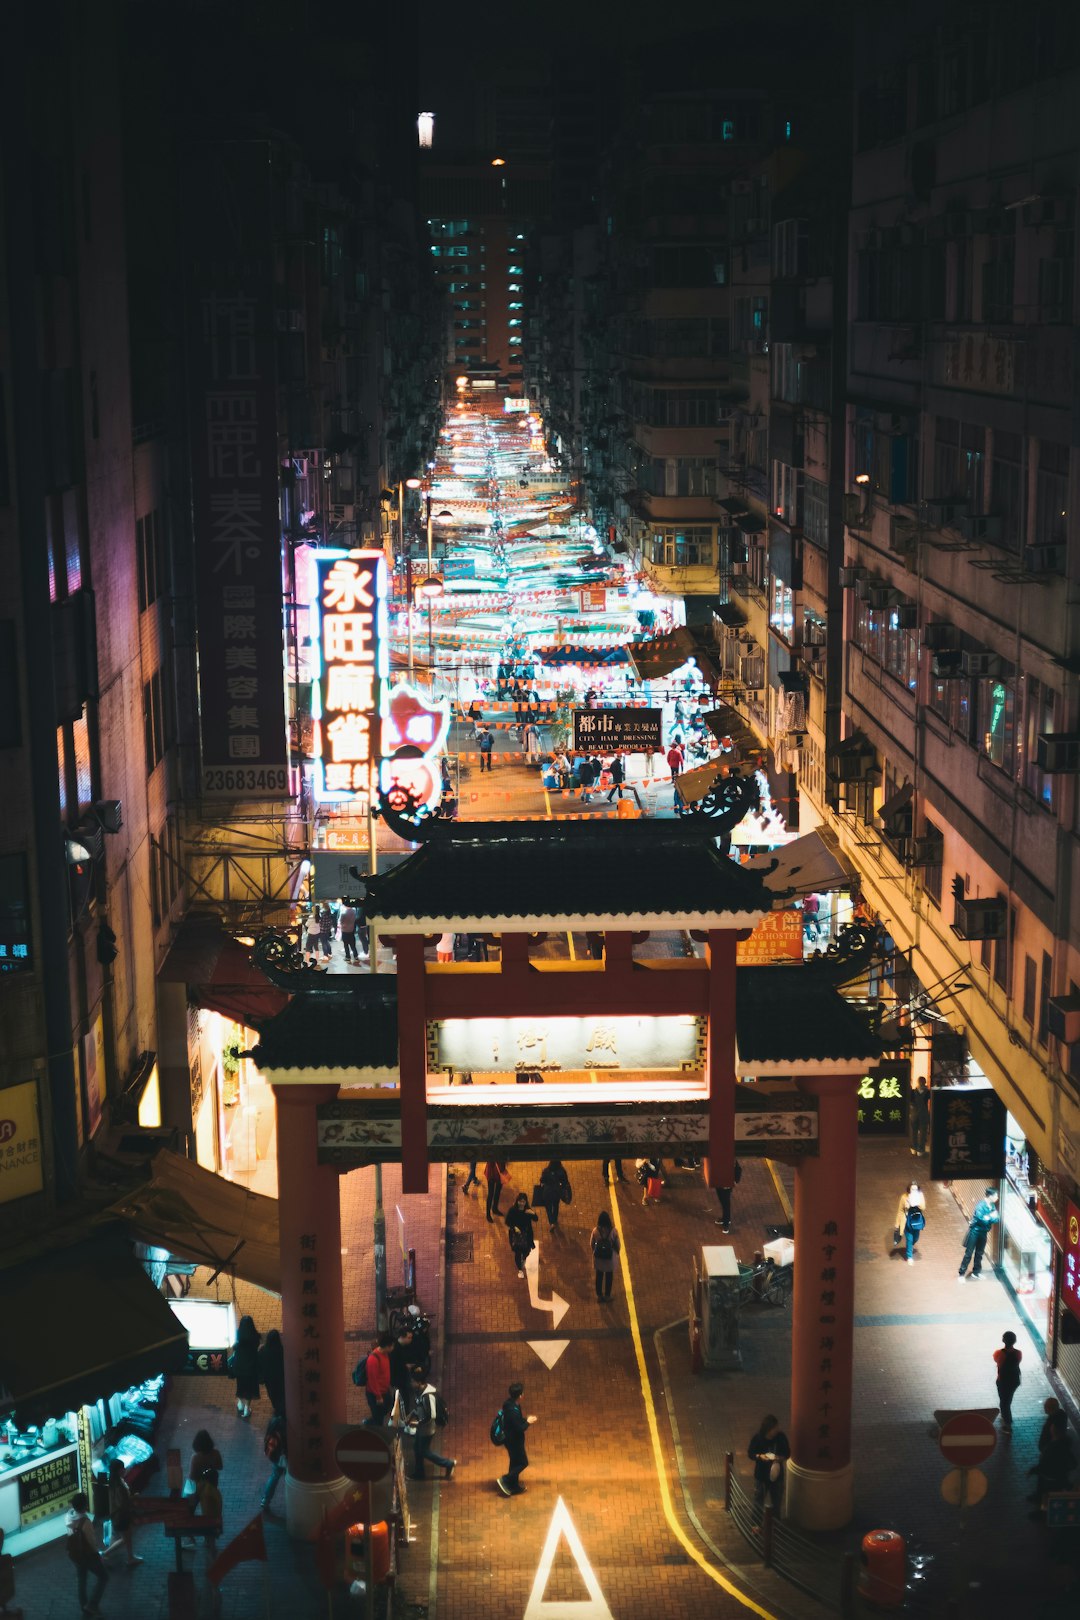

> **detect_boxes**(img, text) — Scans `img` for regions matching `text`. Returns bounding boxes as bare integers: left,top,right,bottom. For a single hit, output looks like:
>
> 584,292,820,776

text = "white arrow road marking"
524,1496,615,1620
525,1246,569,1329
527,1339,570,1370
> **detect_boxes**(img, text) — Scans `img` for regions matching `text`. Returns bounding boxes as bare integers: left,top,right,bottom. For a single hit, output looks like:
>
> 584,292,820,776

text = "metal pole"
426,502,434,683
397,480,405,567
374,1162,388,1334
406,549,414,683
367,759,379,976
365,1480,375,1620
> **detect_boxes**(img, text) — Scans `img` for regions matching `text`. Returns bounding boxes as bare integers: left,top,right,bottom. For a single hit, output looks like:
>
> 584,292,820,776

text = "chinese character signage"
572,707,662,753
1063,1198,1080,1327
736,909,803,965
433,1016,704,1073
929,1085,1006,1182
185,141,288,797
856,1060,911,1136
0,853,31,973
0,1081,44,1205
380,682,451,818
313,550,387,802
941,332,1016,396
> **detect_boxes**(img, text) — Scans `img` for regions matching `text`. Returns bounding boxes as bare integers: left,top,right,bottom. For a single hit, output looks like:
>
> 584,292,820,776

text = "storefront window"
1002,1115,1055,1345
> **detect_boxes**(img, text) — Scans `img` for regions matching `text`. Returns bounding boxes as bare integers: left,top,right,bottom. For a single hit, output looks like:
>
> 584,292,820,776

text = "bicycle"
736,1258,793,1309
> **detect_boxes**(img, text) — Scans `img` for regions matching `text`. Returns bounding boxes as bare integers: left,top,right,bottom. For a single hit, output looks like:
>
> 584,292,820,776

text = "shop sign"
311,850,366,901
441,555,477,580
184,141,288,797
18,1448,79,1527
1063,1198,1080,1327
856,1060,911,1136
0,1080,44,1205
1035,1168,1068,1251
929,1085,1006,1183
432,1015,704,1074
571,707,662,753
83,1010,105,1140
313,550,387,803
578,585,608,612
380,682,451,819
0,851,32,973
736,909,803,966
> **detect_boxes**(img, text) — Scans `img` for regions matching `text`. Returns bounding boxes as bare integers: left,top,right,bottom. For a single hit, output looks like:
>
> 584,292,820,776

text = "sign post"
938,1411,996,1520
334,1430,391,1620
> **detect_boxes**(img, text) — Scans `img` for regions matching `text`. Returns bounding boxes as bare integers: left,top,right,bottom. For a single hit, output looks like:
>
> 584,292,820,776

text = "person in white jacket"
893,1181,927,1263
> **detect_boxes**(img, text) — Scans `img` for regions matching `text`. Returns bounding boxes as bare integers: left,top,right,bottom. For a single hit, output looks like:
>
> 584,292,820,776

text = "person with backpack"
538,1158,571,1230
993,1330,1023,1433
102,1459,142,1567
405,1369,456,1481
261,1414,288,1512
958,1187,1000,1280
356,1331,394,1426
495,1381,537,1497
478,727,494,771
892,1181,926,1263
67,1491,109,1615
590,1211,621,1301
506,1192,539,1277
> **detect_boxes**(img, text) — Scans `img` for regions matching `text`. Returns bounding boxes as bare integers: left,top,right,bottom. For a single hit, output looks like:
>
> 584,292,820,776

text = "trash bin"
858,1529,905,1608
348,1521,391,1586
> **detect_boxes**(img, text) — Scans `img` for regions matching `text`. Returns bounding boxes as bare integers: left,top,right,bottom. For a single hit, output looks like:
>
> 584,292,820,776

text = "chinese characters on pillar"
815,1220,839,1465
185,142,288,796
298,1232,324,1472
314,551,387,802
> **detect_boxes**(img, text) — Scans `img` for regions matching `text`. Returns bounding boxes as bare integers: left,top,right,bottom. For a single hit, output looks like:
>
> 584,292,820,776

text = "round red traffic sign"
939,1412,997,1468
335,1427,392,1484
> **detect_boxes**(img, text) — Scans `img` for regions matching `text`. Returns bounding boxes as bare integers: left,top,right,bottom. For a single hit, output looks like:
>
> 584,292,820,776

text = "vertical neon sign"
312,549,388,802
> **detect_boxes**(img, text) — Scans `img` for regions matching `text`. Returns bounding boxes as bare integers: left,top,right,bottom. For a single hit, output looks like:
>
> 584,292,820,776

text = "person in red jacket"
364,1332,394,1426
484,1160,509,1223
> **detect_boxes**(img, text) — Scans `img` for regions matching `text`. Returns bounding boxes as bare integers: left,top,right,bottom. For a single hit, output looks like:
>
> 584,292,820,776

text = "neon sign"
313,549,388,802
379,682,451,818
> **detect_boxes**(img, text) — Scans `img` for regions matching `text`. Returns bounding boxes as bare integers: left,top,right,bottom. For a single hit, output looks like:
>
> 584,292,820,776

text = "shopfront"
1000,1113,1057,1346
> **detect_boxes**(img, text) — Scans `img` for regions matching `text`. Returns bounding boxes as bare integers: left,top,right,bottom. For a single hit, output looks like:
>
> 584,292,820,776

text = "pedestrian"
506,1191,539,1276
713,1161,743,1233
230,1315,261,1418
576,755,596,803
261,1414,287,1512
638,1155,663,1206
304,906,321,966
192,1467,222,1554
318,902,335,960
552,749,571,788
257,1328,286,1418
437,931,455,964
362,1332,395,1427
590,1211,621,1301
748,1414,790,1517
187,1430,224,1494
461,1153,481,1193
478,727,494,771
605,753,625,801
910,1076,930,1155
102,1460,142,1567
496,1381,537,1497
339,899,359,962
523,721,541,761
1036,1397,1063,1456
66,1491,109,1616
892,1181,927,1263
602,1157,626,1184
389,1328,418,1414
666,737,685,793
484,1159,509,1222
958,1187,1000,1280
538,1158,571,1229
1030,1411,1076,1507
406,1370,456,1481
993,1330,1022,1433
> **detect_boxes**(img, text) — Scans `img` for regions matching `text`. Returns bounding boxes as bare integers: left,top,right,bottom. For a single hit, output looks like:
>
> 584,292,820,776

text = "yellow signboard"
0,1079,45,1204
736,908,804,965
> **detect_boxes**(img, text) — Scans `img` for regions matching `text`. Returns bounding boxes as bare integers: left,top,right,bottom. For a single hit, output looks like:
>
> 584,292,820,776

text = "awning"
108,1150,281,1294
0,1225,189,1424
718,497,750,517
713,603,747,628
627,627,698,682
158,915,289,1030
703,704,766,760
878,783,914,824
735,513,766,534
676,761,725,806
749,828,858,896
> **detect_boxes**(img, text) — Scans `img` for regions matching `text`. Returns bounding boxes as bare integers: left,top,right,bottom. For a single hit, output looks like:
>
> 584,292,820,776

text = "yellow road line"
618,1221,781,1619
766,1158,794,1225
567,931,577,961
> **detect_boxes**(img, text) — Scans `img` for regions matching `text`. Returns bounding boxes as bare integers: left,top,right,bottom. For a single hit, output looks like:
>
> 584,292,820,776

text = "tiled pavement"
14,1139,1080,1619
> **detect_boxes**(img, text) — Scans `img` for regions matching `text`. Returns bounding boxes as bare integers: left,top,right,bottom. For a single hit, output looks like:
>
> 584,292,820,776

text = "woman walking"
318,902,336,961
304,906,321,966
485,1159,509,1222
892,1181,926,1263
257,1329,286,1418
590,1211,621,1301
505,1192,539,1277
230,1316,261,1419
538,1158,571,1229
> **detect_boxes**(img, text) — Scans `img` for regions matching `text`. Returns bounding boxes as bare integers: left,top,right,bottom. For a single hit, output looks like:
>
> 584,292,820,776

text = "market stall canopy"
704,704,766,761
108,1150,281,1294
157,914,289,1030
534,645,628,667
627,626,699,682
0,1224,189,1425
676,760,725,806
749,828,858,897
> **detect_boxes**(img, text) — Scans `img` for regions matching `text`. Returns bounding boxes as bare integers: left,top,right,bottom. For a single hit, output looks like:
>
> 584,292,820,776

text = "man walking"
605,753,625,802
478,727,494,771
339,899,359,963
958,1187,1000,1281
484,1159,508,1222
362,1333,394,1427
66,1492,109,1616
406,1370,455,1482
602,1158,626,1185
910,1077,930,1155
496,1381,537,1497
993,1330,1022,1433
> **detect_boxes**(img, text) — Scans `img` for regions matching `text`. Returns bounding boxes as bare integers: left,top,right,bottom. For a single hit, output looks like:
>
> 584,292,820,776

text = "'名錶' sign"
432,1015,704,1074
314,550,387,802
572,707,663,754
856,1061,911,1136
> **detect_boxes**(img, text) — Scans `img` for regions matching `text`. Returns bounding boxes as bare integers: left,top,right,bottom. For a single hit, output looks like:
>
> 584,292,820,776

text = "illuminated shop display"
433,1015,704,1073
312,550,388,803
380,682,451,818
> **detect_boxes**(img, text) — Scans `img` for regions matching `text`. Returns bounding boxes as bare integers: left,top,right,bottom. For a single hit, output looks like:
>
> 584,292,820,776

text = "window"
42,369,78,492
933,418,984,510
136,510,165,613
649,457,720,498
143,670,165,775
980,229,1015,322
1038,232,1073,322
646,528,714,568
802,477,828,548
0,622,19,748
1034,440,1068,546
733,296,768,353
770,578,794,637
923,820,943,906
72,706,93,811
853,599,917,689
1023,676,1057,807
773,218,807,278
978,676,1017,772
771,461,802,526
1038,950,1052,1046
651,244,727,287
994,907,1015,992
990,431,1023,547
1023,955,1037,1025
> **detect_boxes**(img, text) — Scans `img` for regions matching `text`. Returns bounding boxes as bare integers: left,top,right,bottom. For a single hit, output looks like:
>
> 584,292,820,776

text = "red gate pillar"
786,1073,859,1530
275,1084,349,1537
397,935,429,1194
705,930,737,1185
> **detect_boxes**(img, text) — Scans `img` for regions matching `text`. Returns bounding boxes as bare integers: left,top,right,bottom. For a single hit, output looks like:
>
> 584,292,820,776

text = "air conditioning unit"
802,644,826,670
1047,993,1080,1044
931,650,964,678
839,565,865,589
867,584,893,610
844,493,870,528
1036,733,1080,773
889,516,918,556
855,575,874,600
952,894,1007,941
960,650,1003,678
959,512,1003,542
924,496,968,529
923,622,958,651
894,603,918,629
1025,544,1064,575
739,658,765,691
909,833,944,866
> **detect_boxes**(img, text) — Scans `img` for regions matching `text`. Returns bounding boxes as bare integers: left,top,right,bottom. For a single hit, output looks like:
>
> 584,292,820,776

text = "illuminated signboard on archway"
312,549,388,802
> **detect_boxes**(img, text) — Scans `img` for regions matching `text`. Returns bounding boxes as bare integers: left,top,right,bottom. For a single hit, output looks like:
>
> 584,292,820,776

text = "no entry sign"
335,1427,392,1484
939,1412,997,1468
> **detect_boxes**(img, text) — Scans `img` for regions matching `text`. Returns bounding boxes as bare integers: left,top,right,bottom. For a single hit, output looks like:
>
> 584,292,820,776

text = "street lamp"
416,573,444,670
